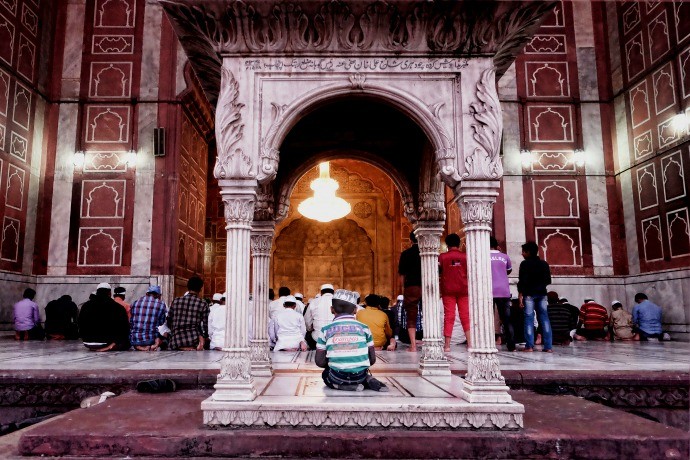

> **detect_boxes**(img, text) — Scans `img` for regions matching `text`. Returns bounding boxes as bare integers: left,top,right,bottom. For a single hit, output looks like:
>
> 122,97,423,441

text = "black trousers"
494,297,515,351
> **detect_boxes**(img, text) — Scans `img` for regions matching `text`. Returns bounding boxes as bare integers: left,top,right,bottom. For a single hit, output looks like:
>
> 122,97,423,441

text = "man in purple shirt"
14,288,44,340
490,237,515,351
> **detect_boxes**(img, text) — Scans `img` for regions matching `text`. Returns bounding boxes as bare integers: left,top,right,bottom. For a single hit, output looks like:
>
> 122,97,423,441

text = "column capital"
414,221,444,253
456,182,500,231
250,220,275,257
220,180,257,227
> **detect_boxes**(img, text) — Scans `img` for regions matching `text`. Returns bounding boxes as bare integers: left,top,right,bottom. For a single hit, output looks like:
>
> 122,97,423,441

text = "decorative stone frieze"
203,407,524,429
160,0,556,105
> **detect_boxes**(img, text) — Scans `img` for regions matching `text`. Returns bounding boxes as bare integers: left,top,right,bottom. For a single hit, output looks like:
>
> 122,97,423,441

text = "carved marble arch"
275,151,416,224
258,82,459,189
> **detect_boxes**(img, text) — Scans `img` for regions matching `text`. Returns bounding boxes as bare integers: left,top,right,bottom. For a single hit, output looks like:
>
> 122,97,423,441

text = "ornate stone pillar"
415,220,450,376
457,183,512,403
212,179,258,401
250,219,274,376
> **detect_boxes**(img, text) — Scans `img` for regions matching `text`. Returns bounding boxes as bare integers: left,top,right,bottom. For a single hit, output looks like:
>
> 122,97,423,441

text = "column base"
419,341,451,376
210,348,258,401
250,340,273,377
461,379,514,404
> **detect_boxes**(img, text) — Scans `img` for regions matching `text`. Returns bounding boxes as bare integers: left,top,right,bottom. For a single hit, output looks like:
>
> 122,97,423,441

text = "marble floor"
0,334,687,373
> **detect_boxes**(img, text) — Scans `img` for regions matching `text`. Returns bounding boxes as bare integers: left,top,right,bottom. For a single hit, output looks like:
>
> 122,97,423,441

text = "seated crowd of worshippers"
11,278,670,355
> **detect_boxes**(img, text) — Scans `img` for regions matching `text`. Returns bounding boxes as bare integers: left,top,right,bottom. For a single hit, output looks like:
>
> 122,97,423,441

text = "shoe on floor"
366,376,389,392
333,383,364,392
136,378,176,393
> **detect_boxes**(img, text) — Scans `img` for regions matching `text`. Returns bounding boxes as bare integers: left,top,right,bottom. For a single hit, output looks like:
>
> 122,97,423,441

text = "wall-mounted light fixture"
73,151,85,168
671,110,689,136
573,148,586,167
126,149,138,167
520,149,533,168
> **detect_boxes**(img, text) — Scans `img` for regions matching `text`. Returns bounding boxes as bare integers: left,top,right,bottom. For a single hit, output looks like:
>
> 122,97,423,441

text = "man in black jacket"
79,282,130,351
517,242,553,352
45,295,79,340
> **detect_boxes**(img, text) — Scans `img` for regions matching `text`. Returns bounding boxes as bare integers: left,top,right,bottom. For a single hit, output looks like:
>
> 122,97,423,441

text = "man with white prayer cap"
208,293,227,350
268,295,307,351
293,293,305,314
304,283,335,349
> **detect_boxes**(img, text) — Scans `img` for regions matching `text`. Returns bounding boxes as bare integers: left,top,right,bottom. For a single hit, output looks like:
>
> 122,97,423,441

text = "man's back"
579,302,608,330
45,296,79,337
79,295,129,343
438,249,468,296
517,256,551,296
13,298,39,331
356,307,391,347
548,303,578,336
305,294,334,341
318,315,373,373
633,300,662,334
490,249,512,298
168,294,209,349
398,244,421,287
130,295,167,345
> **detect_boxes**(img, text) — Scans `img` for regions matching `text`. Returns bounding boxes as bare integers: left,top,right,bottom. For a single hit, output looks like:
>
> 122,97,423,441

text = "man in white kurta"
207,293,226,350
304,284,335,344
268,296,307,351
269,286,292,320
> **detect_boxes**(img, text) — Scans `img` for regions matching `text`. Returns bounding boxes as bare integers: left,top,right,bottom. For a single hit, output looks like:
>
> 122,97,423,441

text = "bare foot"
521,348,534,352
443,347,451,352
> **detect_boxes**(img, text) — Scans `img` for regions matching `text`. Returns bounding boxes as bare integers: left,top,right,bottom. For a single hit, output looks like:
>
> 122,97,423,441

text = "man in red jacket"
439,233,469,351
574,298,609,341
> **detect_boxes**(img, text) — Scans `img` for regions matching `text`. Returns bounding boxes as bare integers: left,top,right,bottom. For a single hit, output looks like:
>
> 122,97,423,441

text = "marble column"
212,179,258,401
250,220,274,376
415,221,450,376
457,183,512,404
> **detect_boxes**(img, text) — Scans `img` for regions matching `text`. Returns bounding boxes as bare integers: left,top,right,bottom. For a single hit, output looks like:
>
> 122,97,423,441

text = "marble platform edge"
201,397,525,430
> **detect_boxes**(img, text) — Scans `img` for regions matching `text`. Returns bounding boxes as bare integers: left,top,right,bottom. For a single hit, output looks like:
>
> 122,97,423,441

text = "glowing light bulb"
73,151,85,167
520,149,533,168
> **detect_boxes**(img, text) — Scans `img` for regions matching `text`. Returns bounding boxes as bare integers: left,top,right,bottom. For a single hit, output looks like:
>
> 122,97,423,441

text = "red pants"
442,294,469,338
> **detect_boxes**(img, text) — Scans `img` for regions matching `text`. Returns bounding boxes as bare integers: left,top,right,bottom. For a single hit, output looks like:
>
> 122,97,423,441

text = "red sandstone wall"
0,0,43,273
618,0,690,272
513,1,595,275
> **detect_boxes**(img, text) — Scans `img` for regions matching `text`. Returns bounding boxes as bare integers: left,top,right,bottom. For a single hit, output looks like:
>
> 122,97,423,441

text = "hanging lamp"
298,162,351,222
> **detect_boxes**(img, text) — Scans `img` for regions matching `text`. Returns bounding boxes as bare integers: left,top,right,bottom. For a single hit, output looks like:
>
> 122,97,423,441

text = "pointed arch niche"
272,159,405,299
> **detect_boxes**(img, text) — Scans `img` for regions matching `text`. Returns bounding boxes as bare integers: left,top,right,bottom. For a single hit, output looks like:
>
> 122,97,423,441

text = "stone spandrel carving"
214,65,253,180
463,67,504,181
160,0,556,105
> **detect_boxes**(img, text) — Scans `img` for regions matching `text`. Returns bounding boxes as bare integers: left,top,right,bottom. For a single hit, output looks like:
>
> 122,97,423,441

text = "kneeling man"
79,282,130,351
315,289,388,392
269,295,308,351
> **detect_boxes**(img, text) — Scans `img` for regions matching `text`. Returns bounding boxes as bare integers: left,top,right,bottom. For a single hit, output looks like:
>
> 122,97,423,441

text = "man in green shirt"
315,289,388,392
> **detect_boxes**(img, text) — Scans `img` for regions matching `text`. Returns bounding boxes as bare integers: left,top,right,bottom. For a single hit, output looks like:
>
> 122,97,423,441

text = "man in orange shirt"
356,294,395,351
439,233,469,351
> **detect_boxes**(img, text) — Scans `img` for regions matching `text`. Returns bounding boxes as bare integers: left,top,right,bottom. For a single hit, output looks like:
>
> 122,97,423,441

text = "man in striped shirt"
574,298,609,341
130,285,168,351
315,289,388,392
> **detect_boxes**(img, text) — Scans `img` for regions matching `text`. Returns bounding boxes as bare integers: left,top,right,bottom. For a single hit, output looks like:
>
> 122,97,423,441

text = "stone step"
17,389,689,459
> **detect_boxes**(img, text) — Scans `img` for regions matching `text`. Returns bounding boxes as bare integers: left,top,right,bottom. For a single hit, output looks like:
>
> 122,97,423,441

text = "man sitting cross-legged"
356,294,395,351
315,289,389,392
130,285,168,351
268,295,308,351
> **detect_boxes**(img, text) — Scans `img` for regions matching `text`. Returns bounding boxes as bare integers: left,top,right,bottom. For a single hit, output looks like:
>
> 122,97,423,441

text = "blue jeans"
523,295,552,350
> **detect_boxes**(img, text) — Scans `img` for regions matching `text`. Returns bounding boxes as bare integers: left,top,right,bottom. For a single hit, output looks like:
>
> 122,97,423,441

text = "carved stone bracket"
214,65,254,180
462,67,504,181
417,191,446,222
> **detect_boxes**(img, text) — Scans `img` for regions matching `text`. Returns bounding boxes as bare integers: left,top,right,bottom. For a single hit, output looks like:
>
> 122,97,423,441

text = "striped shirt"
317,315,373,373
579,302,608,330
129,294,168,346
